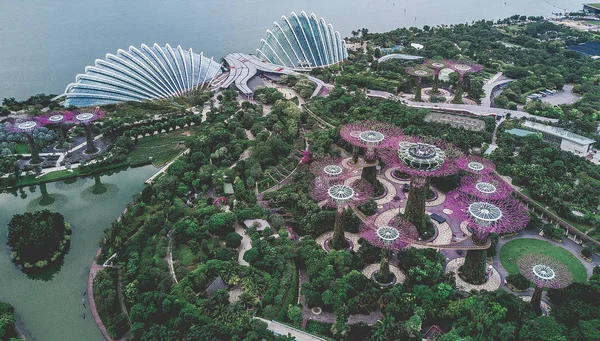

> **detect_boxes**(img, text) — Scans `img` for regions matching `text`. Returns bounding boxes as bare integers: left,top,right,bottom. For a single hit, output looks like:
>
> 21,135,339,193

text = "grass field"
13,143,30,154
128,130,190,166
499,238,588,283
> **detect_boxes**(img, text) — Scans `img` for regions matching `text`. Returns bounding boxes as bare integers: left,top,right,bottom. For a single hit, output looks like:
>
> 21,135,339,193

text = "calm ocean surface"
0,0,583,100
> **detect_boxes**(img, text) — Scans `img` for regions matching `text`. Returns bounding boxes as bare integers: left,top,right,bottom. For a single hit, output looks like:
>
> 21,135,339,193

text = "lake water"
0,166,157,341
0,0,584,100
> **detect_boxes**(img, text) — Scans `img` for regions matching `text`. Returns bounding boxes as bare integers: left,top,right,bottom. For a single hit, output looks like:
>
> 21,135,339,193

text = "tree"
7,210,69,265
225,232,243,248
519,316,567,341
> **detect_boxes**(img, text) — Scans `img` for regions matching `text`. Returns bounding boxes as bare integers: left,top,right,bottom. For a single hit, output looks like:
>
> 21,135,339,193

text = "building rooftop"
521,120,595,145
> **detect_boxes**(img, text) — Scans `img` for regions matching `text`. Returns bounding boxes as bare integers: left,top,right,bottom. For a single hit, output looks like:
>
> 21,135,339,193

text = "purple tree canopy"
4,118,44,135
311,177,374,208
459,174,513,200
456,155,496,175
446,188,529,241
38,111,75,125
406,65,434,78
379,135,462,179
518,253,573,289
340,120,403,149
361,216,418,250
424,59,450,74
309,157,349,179
448,60,483,79
72,106,105,125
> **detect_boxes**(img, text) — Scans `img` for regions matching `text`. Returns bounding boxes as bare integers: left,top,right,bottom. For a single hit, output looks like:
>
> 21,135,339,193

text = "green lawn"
128,130,190,166
586,21,600,26
13,143,30,154
499,238,588,283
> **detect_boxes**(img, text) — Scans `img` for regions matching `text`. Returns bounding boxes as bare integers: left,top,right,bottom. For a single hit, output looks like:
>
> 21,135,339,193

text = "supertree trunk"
461,232,489,284
531,286,543,316
377,253,393,283
352,146,359,164
432,73,440,94
26,134,42,164
452,78,464,104
83,124,97,154
414,78,423,102
361,147,380,192
330,207,348,250
404,177,428,237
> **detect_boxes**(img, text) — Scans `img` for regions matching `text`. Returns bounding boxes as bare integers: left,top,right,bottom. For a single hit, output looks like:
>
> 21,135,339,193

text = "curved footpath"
88,250,114,341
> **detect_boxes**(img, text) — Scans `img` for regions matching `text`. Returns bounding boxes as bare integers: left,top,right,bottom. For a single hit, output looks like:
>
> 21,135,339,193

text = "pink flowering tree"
5,118,45,164
424,59,450,94
518,253,573,315
379,136,462,238
71,107,105,153
311,177,374,250
340,120,403,190
448,60,483,104
406,66,434,102
38,111,75,148
446,188,529,284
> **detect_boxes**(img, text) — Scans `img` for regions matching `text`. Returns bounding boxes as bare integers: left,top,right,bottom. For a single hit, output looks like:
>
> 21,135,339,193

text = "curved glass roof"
62,44,222,107
256,11,348,68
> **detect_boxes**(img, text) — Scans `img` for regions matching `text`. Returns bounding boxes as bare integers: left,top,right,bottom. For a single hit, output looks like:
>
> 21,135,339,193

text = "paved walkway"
145,148,189,184
446,257,501,292
166,230,178,284
362,263,406,284
88,250,122,341
235,224,252,266
255,317,326,341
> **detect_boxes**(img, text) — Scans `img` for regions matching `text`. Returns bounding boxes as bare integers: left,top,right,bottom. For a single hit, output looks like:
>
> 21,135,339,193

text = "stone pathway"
235,224,251,266
446,257,501,292
430,218,453,245
460,221,472,237
374,208,401,226
375,177,397,206
383,168,410,185
315,231,361,252
362,263,406,284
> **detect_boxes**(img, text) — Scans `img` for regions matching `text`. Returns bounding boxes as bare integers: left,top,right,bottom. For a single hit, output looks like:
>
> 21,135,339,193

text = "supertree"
455,155,496,176
448,60,483,104
309,157,349,182
518,254,573,315
424,59,450,94
72,107,104,154
339,120,403,189
38,111,75,149
4,118,45,164
379,136,462,238
405,66,434,102
458,173,513,200
81,175,119,202
26,182,68,212
446,189,529,284
360,217,418,251
311,177,374,250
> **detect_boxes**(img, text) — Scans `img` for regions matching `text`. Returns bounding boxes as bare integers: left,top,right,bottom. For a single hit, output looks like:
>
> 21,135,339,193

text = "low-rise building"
521,120,595,154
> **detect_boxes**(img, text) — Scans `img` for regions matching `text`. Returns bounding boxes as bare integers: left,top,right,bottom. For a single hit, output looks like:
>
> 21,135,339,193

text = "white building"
521,120,595,154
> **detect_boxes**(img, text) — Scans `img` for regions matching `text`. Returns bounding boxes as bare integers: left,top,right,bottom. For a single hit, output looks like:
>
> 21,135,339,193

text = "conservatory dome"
256,11,348,69
61,43,222,107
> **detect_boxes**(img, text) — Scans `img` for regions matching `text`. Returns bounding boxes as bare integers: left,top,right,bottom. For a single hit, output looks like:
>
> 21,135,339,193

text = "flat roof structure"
521,121,595,145
378,53,424,63
219,53,324,98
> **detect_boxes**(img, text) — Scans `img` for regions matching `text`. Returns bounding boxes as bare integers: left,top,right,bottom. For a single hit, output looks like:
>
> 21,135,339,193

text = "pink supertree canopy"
448,60,483,79
424,59,450,75
37,111,75,126
309,157,349,180
72,106,105,125
446,188,529,242
379,135,463,180
518,254,573,289
4,118,44,134
406,66,434,79
456,155,496,175
360,217,418,250
459,174,513,200
310,177,374,209
340,120,403,149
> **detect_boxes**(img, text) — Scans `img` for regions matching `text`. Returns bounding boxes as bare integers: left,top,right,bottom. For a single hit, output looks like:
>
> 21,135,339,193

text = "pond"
0,165,157,341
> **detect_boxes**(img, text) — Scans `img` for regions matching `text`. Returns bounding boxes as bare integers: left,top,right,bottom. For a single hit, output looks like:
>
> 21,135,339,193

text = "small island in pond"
7,210,71,270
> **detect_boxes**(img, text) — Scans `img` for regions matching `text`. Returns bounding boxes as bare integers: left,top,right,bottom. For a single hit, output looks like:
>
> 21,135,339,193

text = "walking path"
166,230,178,284
235,224,252,266
88,250,117,341
446,257,502,292
145,148,189,184
255,317,327,341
